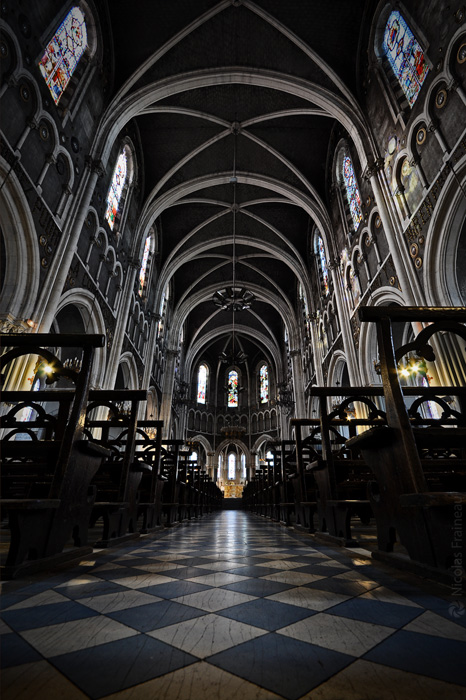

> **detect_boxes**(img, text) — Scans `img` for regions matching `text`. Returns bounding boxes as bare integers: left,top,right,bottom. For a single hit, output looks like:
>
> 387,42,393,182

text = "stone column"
102,258,139,390
328,258,360,384
159,347,179,438
36,159,106,331
366,159,418,305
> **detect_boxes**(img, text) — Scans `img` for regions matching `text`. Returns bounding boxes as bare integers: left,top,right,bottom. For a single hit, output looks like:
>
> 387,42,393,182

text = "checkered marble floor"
1,511,466,699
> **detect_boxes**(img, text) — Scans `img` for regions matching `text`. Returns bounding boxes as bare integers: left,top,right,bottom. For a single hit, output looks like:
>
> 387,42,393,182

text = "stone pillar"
36,159,106,331
102,259,139,390
290,349,305,418
327,259,360,384
366,159,418,305
159,347,179,438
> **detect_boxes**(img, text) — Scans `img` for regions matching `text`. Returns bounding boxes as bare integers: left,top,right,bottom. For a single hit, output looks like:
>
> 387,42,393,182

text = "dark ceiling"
104,0,373,378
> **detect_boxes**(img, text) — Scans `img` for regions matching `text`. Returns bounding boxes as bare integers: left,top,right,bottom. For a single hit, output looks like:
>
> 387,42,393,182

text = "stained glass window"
218,454,222,481
228,370,238,407
38,7,87,105
241,453,246,478
318,237,329,296
197,364,207,404
383,11,429,108
138,236,151,297
228,453,236,480
260,364,268,403
343,156,362,230
105,150,127,230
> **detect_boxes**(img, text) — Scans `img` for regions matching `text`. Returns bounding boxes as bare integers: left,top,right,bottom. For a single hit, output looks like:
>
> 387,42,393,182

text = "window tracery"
105,150,127,230
228,453,236,479
260,364,269,404
317,236,329,297
228,370,238,407
138,235,151,297
342,156,363,231
383,10,429,107
38,6,87,105
197,363,208,404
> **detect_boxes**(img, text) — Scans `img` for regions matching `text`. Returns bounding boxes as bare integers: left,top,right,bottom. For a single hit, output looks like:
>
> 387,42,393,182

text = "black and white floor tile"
1,511,465,699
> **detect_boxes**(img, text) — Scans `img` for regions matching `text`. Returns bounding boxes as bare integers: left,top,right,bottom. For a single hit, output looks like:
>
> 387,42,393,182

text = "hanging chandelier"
212,286,255,312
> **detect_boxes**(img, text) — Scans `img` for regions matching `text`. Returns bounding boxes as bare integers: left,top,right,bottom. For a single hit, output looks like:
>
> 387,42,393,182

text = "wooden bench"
293,389,384,544
132,420,165,533
276,441,297,526
160,440,185,526
84,390,148,547
346,306,466,571
0,334,110,578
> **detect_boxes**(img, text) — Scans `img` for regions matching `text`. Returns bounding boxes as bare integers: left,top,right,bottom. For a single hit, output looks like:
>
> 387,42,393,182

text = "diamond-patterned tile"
223,578,294,597
364,630,466,686
171,588,256,613
137,579,212,599
218,598,315,631
100,660,283,700
309,659,466,699
187,572,250,587
2,509,463,700
267,586,350,612
51,634,197,698
20,615,139,657
403,610,466,641
1,600,98,632
278,612,395,656
208,633,353,700
108,599,207,632
327,597,423,628
1,633,42,668
148,613,267,658
262,571,326,586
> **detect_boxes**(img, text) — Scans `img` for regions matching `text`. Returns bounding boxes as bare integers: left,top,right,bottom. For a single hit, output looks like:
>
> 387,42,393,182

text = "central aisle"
2,511,466,699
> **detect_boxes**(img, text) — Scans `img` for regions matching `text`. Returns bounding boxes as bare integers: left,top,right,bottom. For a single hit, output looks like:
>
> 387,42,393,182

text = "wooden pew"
290,421,322,532
0,334,109,578
293,389,383,544
346,306,466,571
160,440,184,526
84,390,148,547
132,420,165,533
277,440,298,526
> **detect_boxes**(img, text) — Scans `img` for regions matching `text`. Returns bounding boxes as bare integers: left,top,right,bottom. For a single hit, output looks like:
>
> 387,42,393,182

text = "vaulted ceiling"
104,0,373,380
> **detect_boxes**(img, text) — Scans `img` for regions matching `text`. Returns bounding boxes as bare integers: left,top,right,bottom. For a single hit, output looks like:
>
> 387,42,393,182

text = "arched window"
189,451,197,462
228,370,238,407
197,363,208,404
38,6,87,105
228,453,236,480
241,453,246,478
138,234,152,297
298,283,309,316
259,364,269,404
218,453,222,481
343,156,363,231
383,10,429,108
317,236,329,297
105,150,128,230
